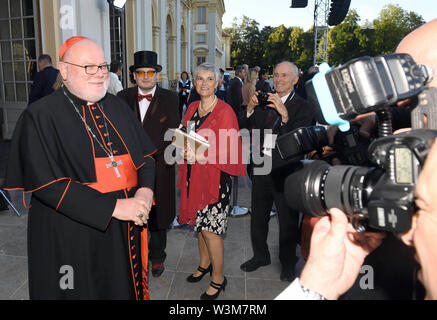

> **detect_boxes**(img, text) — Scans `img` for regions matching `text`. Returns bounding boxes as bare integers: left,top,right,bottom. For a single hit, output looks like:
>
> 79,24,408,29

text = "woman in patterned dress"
177,63,246,300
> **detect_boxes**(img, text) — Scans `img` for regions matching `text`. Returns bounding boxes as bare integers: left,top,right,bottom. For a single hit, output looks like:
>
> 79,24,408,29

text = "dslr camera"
275,126,328,161
282,53,436,233
276,120,371,167
257,90,277,109
257,91,270,108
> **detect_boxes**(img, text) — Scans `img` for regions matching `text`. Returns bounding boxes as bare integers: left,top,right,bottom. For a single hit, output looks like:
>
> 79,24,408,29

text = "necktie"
138,94,153,102
265,108,279,129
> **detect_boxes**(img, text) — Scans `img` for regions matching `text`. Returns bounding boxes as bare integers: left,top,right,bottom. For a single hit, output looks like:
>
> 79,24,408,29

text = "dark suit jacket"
239,91,315,188
227,76,243,115
117,86,180,230
28,66,59,105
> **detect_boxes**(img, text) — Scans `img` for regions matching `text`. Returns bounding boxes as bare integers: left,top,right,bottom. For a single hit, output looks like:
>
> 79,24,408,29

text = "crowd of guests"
10,19,437,301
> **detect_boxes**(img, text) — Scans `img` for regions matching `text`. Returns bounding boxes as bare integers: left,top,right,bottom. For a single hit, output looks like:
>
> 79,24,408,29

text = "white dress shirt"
107,72,123,95
138,86,156,123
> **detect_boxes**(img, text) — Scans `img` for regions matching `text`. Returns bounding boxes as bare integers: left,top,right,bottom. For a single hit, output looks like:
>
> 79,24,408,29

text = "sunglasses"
135,70,156,78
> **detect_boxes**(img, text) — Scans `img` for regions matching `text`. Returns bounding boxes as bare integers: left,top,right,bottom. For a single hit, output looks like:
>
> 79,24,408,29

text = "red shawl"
177,99,246,225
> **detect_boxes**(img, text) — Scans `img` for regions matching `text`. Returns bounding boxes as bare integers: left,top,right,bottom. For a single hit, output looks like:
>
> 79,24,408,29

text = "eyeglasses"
135,70,156,78
63,61,110,75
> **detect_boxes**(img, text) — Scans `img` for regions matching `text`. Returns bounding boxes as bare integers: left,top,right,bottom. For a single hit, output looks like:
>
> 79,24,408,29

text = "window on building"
196,33,206,44
196,56,206,66
197,6,206,24
0,0,39,102
109,5,127,87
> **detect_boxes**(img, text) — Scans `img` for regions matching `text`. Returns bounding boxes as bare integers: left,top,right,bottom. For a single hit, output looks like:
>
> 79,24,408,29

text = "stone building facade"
0,0,230,138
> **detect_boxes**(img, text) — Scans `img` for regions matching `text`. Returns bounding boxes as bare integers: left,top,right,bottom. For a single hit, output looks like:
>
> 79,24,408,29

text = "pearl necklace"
199,96,217,114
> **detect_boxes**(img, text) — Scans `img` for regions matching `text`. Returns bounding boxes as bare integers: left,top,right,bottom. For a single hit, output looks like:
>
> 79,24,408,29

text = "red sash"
86,154,137,193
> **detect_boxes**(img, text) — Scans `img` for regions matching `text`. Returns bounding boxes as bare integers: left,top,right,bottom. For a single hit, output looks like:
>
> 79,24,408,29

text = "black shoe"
200,277,227,300
186,264,212,283
280,268,295,282
240,258,271,272
152,263,165,277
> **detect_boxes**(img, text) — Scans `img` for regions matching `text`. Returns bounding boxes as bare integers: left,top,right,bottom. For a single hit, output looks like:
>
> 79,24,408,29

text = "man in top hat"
118,51,179,277
5,37,156,299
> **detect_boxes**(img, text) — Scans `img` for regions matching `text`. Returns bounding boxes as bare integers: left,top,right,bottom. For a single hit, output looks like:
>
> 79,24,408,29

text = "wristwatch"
299,282,328,300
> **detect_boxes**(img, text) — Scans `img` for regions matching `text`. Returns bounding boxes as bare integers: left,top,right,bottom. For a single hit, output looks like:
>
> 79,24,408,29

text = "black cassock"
5,87,156,299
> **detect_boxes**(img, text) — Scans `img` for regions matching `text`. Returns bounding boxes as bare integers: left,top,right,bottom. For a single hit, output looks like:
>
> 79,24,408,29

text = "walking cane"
0,188,21,217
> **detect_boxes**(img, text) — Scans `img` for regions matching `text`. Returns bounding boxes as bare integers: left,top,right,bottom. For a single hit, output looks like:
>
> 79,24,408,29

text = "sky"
222,0,437,30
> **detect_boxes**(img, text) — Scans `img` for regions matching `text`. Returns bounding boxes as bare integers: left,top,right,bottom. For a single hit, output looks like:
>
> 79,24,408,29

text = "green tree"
259,26,274,70
373,4,425,54
263,24,292,71
327,9,366,65
288,26,314,71
224,16,263,68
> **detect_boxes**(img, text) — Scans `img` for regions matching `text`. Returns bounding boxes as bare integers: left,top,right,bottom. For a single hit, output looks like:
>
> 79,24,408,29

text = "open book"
169,127,210,151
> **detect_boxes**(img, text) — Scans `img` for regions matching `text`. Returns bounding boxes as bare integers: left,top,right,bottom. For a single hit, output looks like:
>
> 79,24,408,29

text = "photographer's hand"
267,93,288,123
247,92,259,114
351,113,376,139
327,125,339,145
299,208,385,300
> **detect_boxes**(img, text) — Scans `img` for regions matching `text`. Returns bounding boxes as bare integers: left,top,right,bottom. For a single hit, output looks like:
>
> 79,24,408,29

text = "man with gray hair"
239,61,315,281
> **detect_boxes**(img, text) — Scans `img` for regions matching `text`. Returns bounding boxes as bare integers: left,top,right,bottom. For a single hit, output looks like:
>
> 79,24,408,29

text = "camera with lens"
331,123,373,166
257,91,272,109
282,53,437,233
276,126,328,161
276,121,371,167
285,129,437,233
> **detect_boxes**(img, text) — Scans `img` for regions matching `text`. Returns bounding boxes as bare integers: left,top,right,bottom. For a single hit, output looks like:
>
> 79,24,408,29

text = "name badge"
263,133,277,156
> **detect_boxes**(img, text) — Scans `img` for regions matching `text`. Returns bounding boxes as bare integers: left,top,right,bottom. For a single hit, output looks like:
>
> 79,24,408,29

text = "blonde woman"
241,68,259,108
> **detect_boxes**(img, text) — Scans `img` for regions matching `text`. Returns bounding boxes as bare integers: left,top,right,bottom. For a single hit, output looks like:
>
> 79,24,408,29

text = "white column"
136,0,153,50
59,0,110,60
208,10,216,64
135,0,143,50
187,9,192,74
158,0,167,87
175,0,181,76
144,0,153,50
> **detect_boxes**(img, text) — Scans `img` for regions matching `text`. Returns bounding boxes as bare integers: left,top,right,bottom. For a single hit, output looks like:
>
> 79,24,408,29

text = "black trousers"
250,173,299,269
148,229,167,264
178,95,188,120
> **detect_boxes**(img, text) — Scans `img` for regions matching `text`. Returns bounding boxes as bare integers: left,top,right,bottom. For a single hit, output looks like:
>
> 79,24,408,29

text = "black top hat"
129,51,162,73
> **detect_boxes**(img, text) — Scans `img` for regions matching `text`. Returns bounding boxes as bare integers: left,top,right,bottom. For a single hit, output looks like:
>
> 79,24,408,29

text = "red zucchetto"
59,36,89,61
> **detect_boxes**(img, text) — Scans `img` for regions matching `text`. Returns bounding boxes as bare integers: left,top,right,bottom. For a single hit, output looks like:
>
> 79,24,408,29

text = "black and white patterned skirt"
194,174,232,235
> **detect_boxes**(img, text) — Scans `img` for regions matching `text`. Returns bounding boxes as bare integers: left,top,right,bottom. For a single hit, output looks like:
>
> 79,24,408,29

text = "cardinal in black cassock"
5,37,156,300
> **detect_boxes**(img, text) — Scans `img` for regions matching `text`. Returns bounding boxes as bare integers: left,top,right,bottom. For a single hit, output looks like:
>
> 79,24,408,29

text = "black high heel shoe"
186,264,212,283
200,277,227,300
